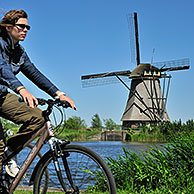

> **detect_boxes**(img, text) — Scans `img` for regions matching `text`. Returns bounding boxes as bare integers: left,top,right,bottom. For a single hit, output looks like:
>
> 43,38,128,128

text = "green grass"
131,133,166,142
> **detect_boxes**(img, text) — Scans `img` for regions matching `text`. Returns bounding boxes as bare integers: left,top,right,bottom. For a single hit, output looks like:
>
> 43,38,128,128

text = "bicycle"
1,98,117,194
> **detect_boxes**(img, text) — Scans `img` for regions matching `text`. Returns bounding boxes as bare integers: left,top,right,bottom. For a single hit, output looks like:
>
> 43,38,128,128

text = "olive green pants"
0,93,45,171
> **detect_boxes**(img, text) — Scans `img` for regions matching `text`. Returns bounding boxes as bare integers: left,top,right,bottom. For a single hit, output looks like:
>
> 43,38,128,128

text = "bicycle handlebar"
36,98,71,119
19,97,72,109
37,98,71,109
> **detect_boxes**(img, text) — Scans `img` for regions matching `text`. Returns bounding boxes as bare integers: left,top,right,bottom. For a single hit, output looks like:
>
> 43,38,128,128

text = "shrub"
63,116,87,130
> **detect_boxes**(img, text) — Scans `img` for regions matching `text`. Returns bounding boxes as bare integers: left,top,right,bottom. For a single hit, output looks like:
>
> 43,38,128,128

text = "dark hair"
1,9,28,26
0,9,28,36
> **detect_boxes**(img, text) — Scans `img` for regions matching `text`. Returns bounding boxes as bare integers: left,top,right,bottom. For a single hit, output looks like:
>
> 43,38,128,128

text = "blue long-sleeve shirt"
0,34,59,97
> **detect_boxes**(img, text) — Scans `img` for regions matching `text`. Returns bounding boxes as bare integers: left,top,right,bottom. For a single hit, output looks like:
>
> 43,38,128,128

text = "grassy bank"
130,132,167,142
56,128,101,141
129,120,194,142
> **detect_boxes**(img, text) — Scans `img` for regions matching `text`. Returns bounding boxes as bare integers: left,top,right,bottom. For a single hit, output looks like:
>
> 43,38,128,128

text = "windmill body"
121,63,170,129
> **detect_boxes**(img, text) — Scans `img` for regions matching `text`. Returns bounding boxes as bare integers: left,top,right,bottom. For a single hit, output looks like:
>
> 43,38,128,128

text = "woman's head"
0,9,30,44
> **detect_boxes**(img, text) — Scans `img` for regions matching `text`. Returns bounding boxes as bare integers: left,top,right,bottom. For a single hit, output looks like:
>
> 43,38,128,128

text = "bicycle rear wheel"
33,144,117,194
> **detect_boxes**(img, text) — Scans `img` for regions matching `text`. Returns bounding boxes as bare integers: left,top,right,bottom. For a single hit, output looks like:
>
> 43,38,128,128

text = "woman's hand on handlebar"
58,93,76,110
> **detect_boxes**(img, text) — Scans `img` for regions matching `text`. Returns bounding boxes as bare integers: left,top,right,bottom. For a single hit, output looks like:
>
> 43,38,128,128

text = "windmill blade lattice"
81,70,131,88
152,58,190,72
127,13,137,66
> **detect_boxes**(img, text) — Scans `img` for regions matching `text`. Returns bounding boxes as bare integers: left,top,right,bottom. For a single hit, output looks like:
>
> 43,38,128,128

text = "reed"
106,133,194,193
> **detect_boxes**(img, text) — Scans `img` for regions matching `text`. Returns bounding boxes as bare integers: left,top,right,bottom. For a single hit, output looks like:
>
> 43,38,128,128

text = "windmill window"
144,70,151,76
153,71,160,76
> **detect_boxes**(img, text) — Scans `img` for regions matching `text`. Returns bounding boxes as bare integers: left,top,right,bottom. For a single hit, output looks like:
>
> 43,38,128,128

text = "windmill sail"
81,70,131,88
127,12,140,66
152,58,190,72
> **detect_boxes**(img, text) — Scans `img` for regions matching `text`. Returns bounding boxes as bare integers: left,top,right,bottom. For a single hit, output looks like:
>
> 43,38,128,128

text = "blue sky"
1,0,194,126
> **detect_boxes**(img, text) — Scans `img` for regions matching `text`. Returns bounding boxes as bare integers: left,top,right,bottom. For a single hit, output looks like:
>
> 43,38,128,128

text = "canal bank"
57,128,168,142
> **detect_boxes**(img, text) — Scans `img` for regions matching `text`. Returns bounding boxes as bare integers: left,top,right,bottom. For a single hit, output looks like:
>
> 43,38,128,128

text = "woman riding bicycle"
0,9,76,181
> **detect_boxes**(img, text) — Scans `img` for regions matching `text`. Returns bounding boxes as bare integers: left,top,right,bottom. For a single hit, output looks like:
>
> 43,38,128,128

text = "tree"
91,114,103,129
103,118,117,131
64,116,87,130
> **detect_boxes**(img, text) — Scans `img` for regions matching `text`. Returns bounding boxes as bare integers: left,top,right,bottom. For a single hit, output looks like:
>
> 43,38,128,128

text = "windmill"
81,12,190,129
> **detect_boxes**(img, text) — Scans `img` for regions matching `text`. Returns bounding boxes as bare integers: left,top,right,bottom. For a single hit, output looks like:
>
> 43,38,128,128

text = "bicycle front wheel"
33,144,117,194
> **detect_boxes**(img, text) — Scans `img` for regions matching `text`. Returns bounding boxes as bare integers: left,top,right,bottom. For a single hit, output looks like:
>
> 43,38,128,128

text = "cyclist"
0,9,76,179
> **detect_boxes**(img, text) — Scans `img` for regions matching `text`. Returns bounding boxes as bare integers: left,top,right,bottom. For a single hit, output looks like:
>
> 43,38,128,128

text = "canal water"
17,141,163,187
72,141,163,159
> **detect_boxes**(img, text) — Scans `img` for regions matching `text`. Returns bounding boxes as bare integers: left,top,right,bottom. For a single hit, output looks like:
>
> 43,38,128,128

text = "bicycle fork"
48,138,79,193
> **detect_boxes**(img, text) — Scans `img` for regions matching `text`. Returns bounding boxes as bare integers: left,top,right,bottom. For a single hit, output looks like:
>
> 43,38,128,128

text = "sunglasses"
15,24,31,30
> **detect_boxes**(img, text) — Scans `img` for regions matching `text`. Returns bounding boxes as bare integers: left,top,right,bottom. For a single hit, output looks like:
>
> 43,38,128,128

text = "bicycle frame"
8,120,53,194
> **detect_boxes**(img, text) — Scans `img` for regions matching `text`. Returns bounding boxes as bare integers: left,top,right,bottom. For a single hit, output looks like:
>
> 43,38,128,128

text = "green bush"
63,116,87,130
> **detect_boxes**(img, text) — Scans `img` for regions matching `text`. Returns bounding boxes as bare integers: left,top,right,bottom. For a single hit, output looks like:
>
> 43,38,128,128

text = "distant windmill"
81,12,190,129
